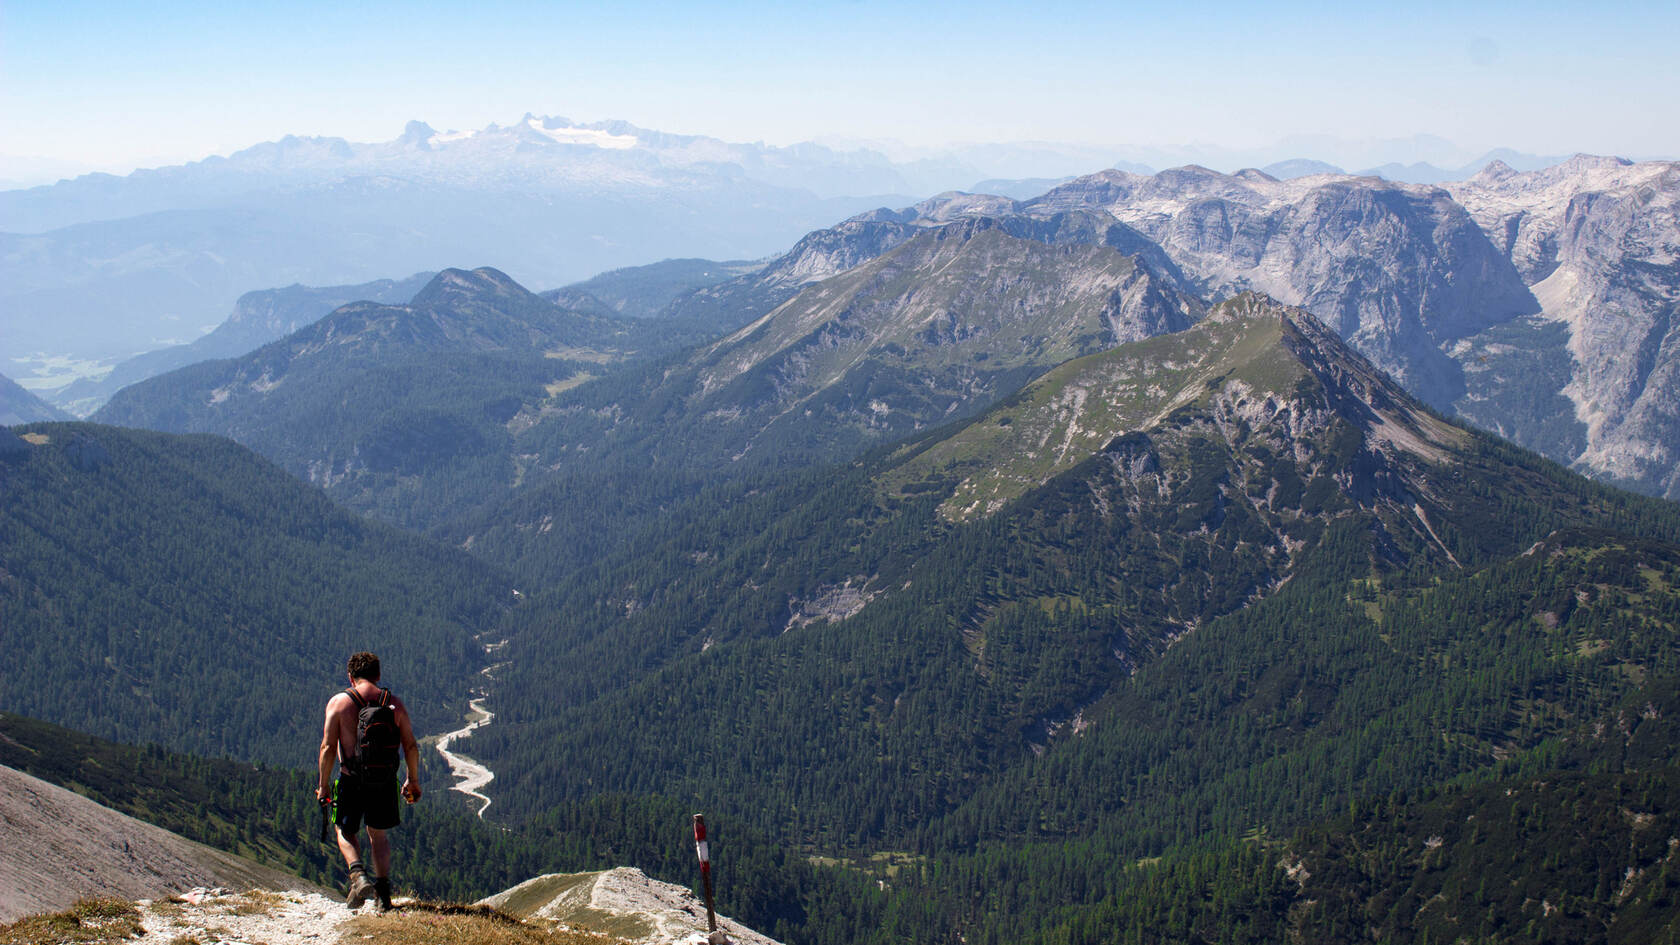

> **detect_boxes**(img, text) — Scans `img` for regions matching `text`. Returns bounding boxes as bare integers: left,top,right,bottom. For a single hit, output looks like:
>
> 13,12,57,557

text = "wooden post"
693,813,728,943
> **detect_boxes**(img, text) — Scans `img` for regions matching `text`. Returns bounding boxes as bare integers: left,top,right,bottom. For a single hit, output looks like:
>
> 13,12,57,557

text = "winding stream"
434,649,507,819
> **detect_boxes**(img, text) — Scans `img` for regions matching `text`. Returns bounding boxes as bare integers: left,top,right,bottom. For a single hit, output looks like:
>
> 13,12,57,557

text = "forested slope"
0,423,509,762
450,299,1680,942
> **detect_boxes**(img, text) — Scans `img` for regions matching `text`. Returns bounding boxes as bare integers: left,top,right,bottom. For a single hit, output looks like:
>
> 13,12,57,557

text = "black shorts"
334,772,400,834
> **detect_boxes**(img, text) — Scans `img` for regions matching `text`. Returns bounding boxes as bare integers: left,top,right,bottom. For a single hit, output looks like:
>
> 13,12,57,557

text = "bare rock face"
1450,157,1680,496
481,867,783,945
1022,168,1539,407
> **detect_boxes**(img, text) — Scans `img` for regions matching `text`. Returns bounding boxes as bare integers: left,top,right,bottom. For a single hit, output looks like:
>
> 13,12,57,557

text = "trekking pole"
693,814,731,944
320,778,337,845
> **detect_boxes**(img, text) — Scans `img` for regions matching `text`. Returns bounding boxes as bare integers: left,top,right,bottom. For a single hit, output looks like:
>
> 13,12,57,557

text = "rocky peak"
756,219,925,288
1472,159,1518,183
398,120,436,149
908,191,1023,222
889,289,1467,540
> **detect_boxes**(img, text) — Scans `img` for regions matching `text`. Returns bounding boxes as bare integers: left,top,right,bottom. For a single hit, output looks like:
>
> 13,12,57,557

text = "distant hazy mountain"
0,373,68,424
1259,158,1345,179
49,273,433,415
543,257,764,320
0,115,949,371
1352,148,1572,184
968,176,1078,199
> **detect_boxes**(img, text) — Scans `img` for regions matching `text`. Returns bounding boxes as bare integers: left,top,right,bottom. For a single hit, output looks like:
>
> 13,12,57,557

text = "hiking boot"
346,872,375,909
374,878,394,912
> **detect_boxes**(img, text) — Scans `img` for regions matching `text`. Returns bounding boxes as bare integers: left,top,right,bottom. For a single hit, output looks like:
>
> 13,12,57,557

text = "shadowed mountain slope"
0,373,69,425
0,423,508,762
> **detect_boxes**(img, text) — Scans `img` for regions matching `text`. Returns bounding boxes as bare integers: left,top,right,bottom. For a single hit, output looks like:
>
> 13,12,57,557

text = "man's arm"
317,695,344,803
394,697,422,803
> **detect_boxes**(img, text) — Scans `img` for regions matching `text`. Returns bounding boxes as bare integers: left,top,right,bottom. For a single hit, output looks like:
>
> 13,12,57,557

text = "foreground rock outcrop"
481,867,782,945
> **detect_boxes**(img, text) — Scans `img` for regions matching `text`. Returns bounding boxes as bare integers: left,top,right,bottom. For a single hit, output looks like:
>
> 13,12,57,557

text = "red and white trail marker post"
693,813,731,944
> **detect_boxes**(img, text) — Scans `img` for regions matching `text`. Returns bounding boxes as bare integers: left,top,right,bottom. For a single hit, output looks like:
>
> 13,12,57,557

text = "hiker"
316,651,422,911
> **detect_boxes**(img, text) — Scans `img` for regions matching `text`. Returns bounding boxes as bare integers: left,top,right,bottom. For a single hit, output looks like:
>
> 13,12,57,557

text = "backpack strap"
345,688,367,709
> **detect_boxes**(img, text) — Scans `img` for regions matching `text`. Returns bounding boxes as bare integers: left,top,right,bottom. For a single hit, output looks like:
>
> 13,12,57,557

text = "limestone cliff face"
1450,157,1680,496
1022,168,1539,406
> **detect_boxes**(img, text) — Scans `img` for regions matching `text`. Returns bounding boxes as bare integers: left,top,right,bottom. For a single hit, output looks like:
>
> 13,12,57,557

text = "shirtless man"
316,651,421,911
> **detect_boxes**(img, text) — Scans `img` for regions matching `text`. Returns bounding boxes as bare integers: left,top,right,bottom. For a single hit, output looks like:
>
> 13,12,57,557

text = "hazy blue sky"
3,0,1677,172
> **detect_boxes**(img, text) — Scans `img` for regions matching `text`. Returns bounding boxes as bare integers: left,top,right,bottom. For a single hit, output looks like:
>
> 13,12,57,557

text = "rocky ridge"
642,217,1204,463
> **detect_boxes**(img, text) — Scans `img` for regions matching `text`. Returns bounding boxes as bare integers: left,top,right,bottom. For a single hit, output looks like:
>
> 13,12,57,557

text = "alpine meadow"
5,4,1680,943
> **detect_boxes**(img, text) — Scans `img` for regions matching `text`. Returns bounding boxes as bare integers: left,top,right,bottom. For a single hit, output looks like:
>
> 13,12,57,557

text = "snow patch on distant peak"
525,118,639,150
426,128,476,147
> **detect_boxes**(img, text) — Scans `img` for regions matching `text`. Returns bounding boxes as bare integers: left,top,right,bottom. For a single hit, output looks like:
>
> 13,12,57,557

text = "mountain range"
90,154,1680,511
8,123,1680,944
0,117,1589,392
740,156,1680,500
0,115,937,372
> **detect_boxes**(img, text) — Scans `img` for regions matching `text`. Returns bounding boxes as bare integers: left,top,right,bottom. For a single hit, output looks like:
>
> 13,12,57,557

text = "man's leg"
367,827,392,878
367,828,394,910
335,826,362,870
339,826,376,907
335,778,376,908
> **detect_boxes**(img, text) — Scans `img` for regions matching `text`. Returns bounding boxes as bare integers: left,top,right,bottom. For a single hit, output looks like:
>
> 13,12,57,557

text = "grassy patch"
228,889,288,916
0,898,143,945
346,901,622,945
544,347,618,364
546,373,599,396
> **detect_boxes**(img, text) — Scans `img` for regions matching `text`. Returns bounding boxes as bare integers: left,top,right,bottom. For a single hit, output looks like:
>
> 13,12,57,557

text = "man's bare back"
322,681,419,783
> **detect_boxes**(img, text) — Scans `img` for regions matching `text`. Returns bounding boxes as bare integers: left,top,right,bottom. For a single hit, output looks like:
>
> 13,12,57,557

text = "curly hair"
346,651,381,682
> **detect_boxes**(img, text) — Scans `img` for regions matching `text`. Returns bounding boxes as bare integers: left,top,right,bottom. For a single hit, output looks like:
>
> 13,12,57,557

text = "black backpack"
346,687,401,779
